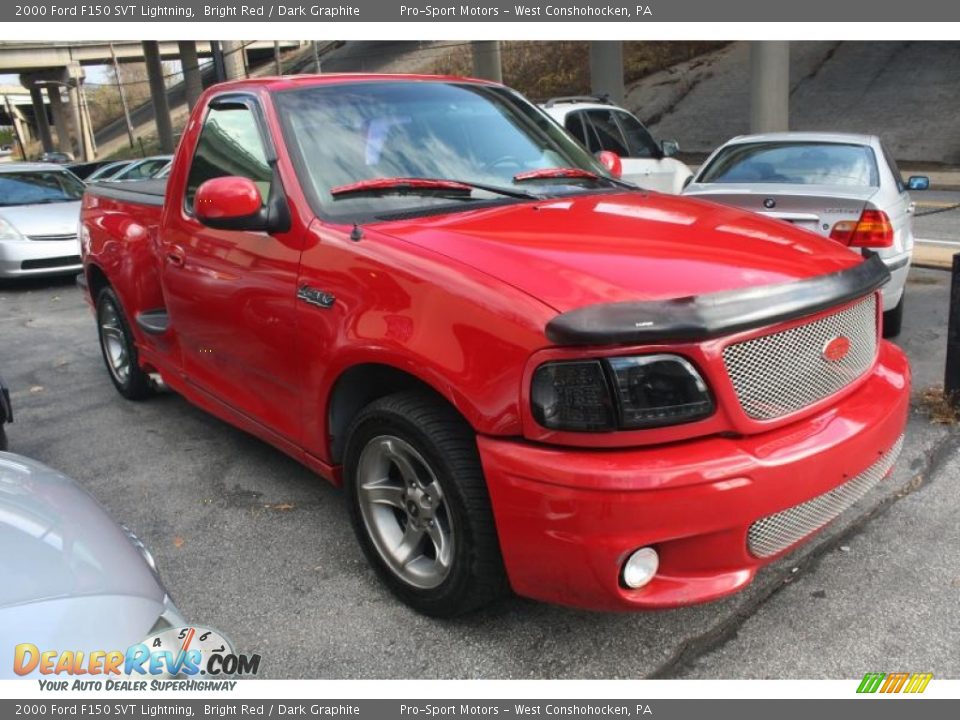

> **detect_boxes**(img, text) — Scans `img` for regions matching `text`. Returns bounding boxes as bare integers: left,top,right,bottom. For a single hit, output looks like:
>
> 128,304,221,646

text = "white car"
683,132,927,337
540,96,693,194
0,163,85,278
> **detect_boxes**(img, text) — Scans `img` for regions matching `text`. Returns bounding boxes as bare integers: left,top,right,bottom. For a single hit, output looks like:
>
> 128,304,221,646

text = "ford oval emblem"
763,198,776,209
823,336,851,363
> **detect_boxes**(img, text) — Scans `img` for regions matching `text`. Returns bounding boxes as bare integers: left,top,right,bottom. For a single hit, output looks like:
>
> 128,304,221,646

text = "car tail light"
829,209,894,248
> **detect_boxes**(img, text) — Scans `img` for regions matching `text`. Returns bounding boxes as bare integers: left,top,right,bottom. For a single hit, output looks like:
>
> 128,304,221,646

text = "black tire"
0,424,7,452
96,287,153,400
343,390,508,617
883,296,904,338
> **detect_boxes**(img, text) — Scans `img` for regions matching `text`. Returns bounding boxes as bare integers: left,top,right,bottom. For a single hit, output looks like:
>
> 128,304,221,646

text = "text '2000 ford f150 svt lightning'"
79,74,909,616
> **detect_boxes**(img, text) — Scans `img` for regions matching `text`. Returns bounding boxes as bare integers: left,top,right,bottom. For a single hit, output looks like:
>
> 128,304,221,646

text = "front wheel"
96,287,153,400
343,391,508,617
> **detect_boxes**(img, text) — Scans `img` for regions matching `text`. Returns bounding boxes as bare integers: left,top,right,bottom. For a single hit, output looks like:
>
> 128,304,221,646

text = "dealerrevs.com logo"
14,626,261,691
857,672,933,694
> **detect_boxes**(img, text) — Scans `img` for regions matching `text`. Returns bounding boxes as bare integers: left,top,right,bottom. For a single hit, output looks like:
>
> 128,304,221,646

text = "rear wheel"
883,296,904,338
0,424,7,452
344,391,508,616
96,287,153,400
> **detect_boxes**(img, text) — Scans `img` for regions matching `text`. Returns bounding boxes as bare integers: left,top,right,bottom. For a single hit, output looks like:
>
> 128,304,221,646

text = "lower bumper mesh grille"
747,434,904,558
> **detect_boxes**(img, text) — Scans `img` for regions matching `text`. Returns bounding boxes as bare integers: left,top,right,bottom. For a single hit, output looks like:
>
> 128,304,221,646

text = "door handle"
166,246,185,268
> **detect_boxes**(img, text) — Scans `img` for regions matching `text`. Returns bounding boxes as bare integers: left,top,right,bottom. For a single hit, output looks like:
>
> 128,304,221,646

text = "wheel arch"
85,262,111,303
326,362,470,466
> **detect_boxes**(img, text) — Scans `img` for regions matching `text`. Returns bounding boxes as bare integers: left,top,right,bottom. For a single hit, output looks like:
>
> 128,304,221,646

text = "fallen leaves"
172,536,185,549
919,386,960,425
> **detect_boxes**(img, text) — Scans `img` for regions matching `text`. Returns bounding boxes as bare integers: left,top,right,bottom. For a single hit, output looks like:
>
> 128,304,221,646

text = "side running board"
135,309,171,335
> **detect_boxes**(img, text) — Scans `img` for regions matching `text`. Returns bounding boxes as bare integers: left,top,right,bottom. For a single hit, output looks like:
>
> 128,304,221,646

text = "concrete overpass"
0,41,302,161
0,41,298,72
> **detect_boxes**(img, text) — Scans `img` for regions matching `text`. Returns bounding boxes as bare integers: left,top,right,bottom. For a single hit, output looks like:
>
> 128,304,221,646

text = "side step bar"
136,309,171,335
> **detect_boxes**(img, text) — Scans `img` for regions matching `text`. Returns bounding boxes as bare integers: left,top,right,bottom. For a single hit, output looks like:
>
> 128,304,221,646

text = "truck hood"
374,192,863,313
0,201,82,238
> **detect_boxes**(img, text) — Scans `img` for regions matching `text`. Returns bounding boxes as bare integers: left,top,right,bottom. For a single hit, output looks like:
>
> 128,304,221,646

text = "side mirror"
195,176,268,231
661,139,680,158
906,175,930,191
597,151,623,179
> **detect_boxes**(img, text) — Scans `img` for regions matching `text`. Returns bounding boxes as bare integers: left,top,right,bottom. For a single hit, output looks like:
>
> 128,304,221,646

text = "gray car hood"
0,452,164,609
0,200,82,237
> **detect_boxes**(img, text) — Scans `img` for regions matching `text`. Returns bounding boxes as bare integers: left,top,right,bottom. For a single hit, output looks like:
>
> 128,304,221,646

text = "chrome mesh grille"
723,294,877,420
748,434,904,558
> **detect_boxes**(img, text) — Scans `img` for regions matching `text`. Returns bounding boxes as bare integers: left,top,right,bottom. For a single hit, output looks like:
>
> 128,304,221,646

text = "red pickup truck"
80,75,909,616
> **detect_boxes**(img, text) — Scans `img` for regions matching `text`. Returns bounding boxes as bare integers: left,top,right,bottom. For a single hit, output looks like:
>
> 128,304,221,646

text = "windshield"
274,81,613,222
0,170,85,207
699,142,879,187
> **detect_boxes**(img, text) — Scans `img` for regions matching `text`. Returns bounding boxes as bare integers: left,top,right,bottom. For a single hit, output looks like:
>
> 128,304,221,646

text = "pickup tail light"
829,209,894,248
531,355,714,432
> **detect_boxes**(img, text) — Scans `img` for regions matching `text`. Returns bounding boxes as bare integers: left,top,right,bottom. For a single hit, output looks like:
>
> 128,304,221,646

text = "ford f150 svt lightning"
79,75,910,616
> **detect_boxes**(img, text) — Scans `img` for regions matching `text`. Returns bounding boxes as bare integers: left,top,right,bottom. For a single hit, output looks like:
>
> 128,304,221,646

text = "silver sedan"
683,132,928,336
0,163,86,278
0,452,184,677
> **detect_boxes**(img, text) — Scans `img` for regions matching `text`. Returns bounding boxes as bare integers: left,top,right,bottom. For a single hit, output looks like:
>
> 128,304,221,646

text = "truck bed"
86,178,168,207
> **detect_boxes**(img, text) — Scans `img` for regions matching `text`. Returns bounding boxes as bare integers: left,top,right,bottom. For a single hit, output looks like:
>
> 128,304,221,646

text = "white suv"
540,96,693,194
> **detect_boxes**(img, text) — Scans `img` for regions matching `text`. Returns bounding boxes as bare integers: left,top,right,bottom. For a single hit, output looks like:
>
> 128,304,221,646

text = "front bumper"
479,341,910,611
0,237,82,278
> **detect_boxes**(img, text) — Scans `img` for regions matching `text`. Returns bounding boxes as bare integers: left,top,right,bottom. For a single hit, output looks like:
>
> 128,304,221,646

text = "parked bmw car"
541,96,693,193
683,132,927,336
0,163,85,278
0,452,184,678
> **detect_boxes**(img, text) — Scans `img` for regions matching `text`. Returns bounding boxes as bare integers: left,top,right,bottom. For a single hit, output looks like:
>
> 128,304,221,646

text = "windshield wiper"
330,177,537,200
513,167,636,190
513,167,601,183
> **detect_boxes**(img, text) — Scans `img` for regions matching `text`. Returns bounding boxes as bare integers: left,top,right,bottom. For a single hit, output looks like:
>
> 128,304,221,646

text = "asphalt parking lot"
1,268,958,679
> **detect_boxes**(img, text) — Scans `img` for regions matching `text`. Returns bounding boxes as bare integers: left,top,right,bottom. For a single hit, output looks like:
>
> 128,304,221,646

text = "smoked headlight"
606,355,713,428
531,360,616,431
531,355,713,432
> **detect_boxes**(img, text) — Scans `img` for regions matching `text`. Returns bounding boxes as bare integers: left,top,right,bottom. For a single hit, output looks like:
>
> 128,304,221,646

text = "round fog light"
622,547,659,589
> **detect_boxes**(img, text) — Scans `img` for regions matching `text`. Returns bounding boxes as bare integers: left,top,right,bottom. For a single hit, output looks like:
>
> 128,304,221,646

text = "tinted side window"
127,159,166,179
584,109,629,156
563,112,588,147
613,111,659,159
186,103,272,210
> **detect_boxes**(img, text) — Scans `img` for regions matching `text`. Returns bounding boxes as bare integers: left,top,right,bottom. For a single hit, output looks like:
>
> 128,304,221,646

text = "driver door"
160,96,304,443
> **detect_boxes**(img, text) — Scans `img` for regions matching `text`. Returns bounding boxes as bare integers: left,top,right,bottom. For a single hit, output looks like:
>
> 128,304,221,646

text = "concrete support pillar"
221,40,247,81
750,41,790,133
589,41,625,105
471,41,502,83
28,85,53,153
67,82,85,159
65,64,94,162
46,85,72,155
142,41,175,153
178,41,203,110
